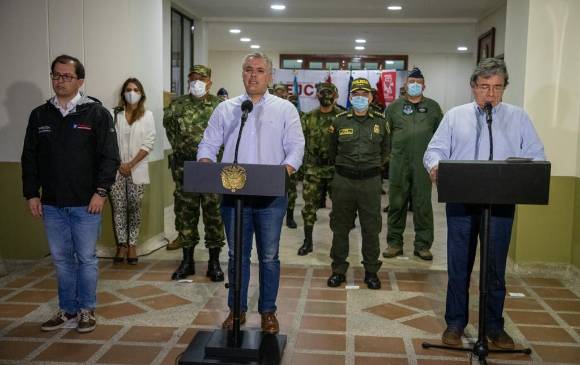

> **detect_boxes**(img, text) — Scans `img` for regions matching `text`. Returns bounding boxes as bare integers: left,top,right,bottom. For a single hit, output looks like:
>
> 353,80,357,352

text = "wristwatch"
96,188,108,198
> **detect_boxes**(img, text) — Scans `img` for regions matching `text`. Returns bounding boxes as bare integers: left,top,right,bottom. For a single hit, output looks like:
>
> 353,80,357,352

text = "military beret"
408,67,424,79
350,78,372,92
189,65,211,78
273,83,287,91
316,82,337,93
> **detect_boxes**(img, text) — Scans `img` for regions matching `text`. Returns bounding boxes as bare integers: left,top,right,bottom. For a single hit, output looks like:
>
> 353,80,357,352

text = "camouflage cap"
273,83,287,92
189,65,211,78
350,78,372,93
316,82,337,93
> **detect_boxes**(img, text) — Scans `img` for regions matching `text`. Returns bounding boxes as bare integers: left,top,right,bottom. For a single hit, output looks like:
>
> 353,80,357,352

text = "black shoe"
41,310,77,331
286,209,297,229
206,248,224,282
298,225,313,256
327,273,346,287
383,206,389,213
364,272,381,289
171,247,195,280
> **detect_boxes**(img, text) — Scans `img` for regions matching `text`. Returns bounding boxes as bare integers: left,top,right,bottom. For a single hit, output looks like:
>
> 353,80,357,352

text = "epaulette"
336,111,349,118
371,110,386,118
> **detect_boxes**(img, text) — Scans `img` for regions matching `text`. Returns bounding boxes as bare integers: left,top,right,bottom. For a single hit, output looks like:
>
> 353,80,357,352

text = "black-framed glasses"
476,84,505,92
50,73,77,82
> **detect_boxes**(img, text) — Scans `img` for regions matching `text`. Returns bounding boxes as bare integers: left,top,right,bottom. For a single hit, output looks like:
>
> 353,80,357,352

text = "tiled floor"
1,184,580,364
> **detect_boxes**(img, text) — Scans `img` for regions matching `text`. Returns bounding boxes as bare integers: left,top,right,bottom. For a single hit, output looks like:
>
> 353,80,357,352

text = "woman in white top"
110,78,156,264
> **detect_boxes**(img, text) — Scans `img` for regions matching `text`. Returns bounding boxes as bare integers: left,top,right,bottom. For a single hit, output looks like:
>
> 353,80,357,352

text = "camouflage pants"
287,173,298,211
301,174,332,226
172,167,225,248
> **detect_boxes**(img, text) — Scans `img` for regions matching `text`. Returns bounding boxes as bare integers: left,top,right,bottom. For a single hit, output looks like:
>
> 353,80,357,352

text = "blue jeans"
42,205,101,314
221,196,287,313
445,203,515,335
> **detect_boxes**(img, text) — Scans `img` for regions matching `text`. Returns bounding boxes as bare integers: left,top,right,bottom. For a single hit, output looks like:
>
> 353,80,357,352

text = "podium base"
178,329,286,365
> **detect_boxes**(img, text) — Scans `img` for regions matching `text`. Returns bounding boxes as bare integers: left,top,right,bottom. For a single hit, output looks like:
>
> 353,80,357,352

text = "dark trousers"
445,203,515,334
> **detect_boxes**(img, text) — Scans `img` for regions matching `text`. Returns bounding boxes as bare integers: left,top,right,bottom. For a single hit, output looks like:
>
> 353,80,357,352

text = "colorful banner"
380,70,397,104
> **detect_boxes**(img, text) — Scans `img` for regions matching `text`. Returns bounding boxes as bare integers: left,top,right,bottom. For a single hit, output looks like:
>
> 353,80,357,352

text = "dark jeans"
445,203,515,334
221,196,287,313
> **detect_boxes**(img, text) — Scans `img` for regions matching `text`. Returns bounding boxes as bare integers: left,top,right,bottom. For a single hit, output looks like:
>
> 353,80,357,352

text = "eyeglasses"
50,73,77,82
476,84,505,92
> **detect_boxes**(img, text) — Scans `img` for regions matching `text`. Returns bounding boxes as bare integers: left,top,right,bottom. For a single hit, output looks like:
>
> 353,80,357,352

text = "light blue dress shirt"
423,102,545,172
197,92,305,170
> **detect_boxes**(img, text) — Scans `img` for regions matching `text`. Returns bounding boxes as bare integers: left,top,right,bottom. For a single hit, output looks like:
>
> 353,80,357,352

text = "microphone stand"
422,106,532,364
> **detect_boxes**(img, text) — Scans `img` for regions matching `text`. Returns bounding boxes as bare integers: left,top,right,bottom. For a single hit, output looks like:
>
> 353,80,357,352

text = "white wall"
0,0,166,163
208,50,471,112
477,4,507,57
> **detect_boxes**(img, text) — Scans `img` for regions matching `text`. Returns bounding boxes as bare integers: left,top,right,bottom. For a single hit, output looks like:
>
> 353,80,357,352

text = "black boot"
171,246,195,280
286,209,297,229
298,225,313,256
206,247,225,282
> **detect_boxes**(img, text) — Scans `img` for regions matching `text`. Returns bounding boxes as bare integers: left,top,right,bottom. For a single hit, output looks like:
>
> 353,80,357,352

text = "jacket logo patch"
38,125,52,134
73,123,92,131
373,124,380,134
403,104,414,115
339,128,353,136
417,107,428,113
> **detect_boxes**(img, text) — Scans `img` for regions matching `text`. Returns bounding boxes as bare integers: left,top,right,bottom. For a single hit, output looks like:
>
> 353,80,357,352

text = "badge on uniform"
373,124,380,134
403,104,414,115
417,107,428,113
339,128,354,136
328,125,335,133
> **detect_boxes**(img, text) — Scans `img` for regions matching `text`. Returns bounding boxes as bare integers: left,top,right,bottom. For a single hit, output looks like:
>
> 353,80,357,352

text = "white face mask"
124,91,141,105
190,80,207,97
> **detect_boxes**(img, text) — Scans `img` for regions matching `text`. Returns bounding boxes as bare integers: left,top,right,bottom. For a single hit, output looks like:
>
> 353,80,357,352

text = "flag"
292,74,301,112
345,70,353,110
375,76,385,108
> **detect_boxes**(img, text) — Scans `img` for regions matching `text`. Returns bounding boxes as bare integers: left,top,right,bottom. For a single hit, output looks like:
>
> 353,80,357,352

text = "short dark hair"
51,54,85,79
470,58,509,88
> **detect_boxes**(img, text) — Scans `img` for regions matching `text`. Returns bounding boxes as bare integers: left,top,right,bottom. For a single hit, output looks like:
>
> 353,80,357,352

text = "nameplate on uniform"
417,107,428,113
339,128,354,136
373,124,380,134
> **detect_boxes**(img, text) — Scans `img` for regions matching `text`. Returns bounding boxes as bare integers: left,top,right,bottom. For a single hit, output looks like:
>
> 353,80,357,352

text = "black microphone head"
241,100,253,114
484,102,493,112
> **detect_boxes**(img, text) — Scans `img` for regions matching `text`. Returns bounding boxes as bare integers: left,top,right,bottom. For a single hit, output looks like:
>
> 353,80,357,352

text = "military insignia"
328,125,335,133
373,124,380,134
339,128,354,136
417,107,428,113
403,104,414,115
221,164,247,192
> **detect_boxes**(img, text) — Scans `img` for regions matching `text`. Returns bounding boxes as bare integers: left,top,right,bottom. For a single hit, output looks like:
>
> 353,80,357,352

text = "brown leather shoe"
166,238,181,251
113,245,127,264
221,311,246,330
441,327,463,346
261,312,279,334
488,329,515,349
127,245,138,265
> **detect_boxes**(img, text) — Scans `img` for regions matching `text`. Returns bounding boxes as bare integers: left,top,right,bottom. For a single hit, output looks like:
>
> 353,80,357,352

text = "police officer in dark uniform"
383,67,443,260
327,78,389,290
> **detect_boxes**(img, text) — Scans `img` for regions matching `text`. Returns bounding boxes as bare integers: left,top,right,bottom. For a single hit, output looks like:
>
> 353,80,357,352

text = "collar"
242,90,270,105
51,92,82,112
473,101,502,115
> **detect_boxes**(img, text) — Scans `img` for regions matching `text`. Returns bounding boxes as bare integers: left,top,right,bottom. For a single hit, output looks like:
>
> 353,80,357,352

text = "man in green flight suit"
272,83,301,229
298,82,342,256
163,65,226,281
383,67,443,261
327,78,389,290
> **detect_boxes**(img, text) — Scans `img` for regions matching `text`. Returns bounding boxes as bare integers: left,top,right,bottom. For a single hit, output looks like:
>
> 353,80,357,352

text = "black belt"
335,166,381,180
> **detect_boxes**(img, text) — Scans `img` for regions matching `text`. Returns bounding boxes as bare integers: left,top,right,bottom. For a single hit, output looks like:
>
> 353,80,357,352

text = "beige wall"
476,4,507,57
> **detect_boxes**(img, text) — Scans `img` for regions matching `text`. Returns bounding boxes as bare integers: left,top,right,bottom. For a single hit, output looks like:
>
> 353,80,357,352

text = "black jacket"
21,95,120,207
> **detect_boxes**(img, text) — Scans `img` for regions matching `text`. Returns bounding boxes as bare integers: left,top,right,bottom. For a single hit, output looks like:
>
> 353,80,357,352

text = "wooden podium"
422,160,550,364
179,161,288,365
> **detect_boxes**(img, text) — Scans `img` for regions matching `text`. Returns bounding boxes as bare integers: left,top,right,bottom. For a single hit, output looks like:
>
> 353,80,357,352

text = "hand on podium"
199,158,213,163
429,166,438,184
285,164,295,175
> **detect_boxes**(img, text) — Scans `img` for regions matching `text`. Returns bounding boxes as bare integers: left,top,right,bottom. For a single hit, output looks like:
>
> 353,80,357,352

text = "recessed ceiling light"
457,46,468,51
240,37,251,42
271,4,286,10
251,44,260,49
386,60,395,65
387,5,403,11
355,46,365,50
229,29,241,34
296,59,303,63
355,39,366,44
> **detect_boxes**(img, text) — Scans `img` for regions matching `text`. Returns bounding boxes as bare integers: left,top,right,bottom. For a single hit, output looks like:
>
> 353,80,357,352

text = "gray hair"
470,58,509,87
242,52,273,73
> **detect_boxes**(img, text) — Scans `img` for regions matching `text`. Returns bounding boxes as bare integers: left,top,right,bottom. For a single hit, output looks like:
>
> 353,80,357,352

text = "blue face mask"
407,82,423,97
350,95,369,112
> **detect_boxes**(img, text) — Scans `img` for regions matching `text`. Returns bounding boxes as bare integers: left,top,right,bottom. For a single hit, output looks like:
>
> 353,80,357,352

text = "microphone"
484,102,493,125
241,100,253,121
234,100,254,164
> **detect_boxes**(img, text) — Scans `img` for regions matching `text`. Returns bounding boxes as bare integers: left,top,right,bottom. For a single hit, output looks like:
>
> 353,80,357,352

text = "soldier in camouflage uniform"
163,65,225,282
298,82,341,256
273,83,300,229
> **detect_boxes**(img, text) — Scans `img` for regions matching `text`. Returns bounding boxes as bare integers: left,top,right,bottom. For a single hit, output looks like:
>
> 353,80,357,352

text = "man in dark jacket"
21,55,120,334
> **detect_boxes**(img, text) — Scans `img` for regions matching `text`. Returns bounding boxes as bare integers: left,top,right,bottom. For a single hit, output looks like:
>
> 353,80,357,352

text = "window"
280,54,408,71
171,9,194,95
